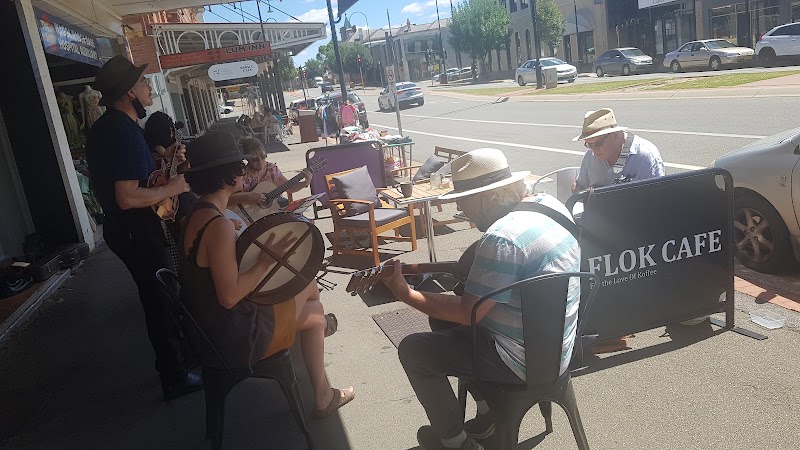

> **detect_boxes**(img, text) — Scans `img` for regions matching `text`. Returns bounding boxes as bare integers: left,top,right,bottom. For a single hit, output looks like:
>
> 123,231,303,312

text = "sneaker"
464,413,495,440
417,426,484,450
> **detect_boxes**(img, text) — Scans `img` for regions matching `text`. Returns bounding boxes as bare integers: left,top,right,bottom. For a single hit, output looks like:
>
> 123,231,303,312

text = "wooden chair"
325,168,417,266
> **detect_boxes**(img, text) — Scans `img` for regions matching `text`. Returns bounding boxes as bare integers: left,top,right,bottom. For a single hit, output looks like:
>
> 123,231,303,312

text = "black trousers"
103,217,189,385
398,325,523,440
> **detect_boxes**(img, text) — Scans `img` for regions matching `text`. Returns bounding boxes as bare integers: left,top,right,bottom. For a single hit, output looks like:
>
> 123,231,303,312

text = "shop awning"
563,8,595,36
153,22,326,60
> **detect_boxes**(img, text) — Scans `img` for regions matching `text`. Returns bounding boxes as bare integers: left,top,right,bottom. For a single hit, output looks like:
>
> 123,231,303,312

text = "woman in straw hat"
180,132,354,418
383,148,580,449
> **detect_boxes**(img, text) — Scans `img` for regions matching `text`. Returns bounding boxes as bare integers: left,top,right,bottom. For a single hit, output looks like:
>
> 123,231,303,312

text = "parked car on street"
377,82,424,110
593,47,654,77
218,104,234,115
448,67,473,82
664,39,754,72
515,58,577,86
711,127,800,273
755,23,800,66
320,81,334,92
433,68,459,83
315,92,369,127
288,98,317,123
313,76,324,87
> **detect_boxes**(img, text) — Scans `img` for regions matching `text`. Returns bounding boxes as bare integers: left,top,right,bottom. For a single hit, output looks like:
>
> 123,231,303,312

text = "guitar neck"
266,171,305,202
346,261,460,293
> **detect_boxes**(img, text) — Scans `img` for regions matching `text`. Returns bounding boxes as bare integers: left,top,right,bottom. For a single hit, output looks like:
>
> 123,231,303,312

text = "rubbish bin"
439,73,448,84
542,67,558,89
298,109,317,143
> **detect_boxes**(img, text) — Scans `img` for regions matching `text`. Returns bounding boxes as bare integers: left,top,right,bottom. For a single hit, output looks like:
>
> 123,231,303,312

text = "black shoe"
162,371,204,401
417,426,484,450
464,413,495,440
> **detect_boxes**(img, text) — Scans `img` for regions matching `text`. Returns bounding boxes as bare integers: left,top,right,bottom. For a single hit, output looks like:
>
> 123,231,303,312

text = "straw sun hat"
439,148,530,200
572,108,628,141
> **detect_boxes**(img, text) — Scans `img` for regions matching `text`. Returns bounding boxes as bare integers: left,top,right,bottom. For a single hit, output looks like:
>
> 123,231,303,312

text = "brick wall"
123,8,200,73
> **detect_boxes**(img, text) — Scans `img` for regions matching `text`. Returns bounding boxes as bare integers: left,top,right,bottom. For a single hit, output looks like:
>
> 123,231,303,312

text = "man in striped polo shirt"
384,148,580,450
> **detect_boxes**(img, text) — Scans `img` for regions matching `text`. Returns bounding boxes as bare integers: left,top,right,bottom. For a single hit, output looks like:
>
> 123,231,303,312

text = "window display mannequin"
79,85,104,130
56,91,82,148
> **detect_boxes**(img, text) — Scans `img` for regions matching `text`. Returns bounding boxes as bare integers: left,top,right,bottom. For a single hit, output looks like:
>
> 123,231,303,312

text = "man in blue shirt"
384,149,580,450
572,108,665,191
87,56,200,401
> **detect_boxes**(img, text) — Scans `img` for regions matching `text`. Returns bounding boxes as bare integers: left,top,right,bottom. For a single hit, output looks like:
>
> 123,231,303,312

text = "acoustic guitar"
346,240,479,295
236,157,326,224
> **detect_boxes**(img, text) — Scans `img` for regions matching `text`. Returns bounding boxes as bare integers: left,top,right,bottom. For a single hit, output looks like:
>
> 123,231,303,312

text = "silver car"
664,39,754,73
516,58,577,86
593,47,654,77
711,128,800,273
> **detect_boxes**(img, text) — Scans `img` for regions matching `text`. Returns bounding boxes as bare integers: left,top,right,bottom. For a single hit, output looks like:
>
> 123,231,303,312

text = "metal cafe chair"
531,167,580,204
154,269,313,449
458,272,600,450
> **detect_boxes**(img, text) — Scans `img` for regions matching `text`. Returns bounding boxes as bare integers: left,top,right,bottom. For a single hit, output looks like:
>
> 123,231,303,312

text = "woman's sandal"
324,313,338,338
312,387,355,419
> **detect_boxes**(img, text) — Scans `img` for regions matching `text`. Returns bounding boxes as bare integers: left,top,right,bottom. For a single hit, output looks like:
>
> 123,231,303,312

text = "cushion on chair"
412,155,447,183
331,166,379,216
339,208,409,227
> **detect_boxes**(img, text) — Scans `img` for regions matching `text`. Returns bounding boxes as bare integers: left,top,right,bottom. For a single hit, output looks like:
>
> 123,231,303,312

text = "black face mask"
132,97,147,119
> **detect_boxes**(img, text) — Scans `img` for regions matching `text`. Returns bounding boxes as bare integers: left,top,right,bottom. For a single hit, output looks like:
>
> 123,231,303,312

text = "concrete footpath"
1,136,799,449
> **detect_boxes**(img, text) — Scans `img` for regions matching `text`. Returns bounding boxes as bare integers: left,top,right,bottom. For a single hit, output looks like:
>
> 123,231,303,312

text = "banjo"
147,118,182,222
236,212,325,305
237,157,326,224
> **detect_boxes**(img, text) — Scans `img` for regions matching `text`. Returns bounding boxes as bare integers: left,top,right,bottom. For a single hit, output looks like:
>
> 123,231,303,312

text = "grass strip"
645,70,800,90
524,79,656,95
449,87,534,96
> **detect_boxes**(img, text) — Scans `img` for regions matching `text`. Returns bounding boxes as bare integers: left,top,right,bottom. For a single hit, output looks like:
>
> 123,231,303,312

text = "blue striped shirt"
464,194,580,379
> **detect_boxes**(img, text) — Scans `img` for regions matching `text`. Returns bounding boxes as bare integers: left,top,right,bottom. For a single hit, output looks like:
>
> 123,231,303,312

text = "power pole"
530,0,544,88
326,0,348,99
573,0,581,71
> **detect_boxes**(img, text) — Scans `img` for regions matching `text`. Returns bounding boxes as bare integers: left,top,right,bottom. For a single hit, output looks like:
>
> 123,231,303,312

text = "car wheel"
733,194,795,273
417,98,425,106
568,77,576,83
759,48,776,67
622,64,631,76
670,60,681,73
709,56,722,71
517,76,526,86
595,67,604,78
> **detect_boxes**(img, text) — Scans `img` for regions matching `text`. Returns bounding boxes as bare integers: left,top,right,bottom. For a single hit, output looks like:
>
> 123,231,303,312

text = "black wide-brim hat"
93,55,148,107
186,132,249,172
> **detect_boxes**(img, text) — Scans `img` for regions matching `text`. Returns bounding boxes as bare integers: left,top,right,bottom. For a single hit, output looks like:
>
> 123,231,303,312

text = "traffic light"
357,56,363,67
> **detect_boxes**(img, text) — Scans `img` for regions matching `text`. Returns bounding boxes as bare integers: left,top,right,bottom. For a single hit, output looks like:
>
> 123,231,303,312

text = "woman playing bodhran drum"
180,132,354,417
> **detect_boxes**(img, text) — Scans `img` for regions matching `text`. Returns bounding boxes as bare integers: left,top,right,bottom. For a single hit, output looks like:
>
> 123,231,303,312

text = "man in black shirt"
87,56,201,400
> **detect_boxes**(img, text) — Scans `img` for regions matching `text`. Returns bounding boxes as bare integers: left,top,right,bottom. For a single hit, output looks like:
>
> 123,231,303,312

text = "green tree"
536,0,565,56
316,42,373,82
448,0,511,80
303,58,325,79
275,54,298,85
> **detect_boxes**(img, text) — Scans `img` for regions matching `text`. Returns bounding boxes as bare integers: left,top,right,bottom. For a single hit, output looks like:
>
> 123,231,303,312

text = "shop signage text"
159,42,272,70
208,60,258,81
35,8,100,66
638,0,681,9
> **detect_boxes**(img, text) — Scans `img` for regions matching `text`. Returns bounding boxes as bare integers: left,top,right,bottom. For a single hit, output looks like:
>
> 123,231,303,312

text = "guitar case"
29,243,90,282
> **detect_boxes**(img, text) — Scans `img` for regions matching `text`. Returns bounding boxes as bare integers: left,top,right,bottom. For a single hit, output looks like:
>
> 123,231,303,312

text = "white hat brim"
439,170,530,201
572,125,627,142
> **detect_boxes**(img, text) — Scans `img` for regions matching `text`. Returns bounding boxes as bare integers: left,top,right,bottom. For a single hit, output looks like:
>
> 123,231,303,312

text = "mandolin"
346,240,479,295
147,119,181,222
236,156,326,224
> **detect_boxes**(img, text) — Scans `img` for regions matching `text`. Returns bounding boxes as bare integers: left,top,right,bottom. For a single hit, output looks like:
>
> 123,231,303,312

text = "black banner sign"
567,169,735,341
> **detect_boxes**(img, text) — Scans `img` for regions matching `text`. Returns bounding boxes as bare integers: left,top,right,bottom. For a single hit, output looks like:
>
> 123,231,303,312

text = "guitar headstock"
345,263,393,295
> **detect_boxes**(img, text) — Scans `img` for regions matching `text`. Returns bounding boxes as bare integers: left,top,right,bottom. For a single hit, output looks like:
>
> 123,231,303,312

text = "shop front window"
711,1,780,47
579,32,594,65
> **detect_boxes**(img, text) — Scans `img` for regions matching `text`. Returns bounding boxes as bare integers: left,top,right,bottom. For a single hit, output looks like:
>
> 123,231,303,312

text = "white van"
313,76,324,87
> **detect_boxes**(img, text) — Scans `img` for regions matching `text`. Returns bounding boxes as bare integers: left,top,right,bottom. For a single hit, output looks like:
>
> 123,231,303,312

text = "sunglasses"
584,133,610,149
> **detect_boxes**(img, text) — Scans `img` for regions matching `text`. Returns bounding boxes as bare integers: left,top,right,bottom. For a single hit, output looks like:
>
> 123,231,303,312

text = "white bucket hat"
572,108,628,141
439,148,530,200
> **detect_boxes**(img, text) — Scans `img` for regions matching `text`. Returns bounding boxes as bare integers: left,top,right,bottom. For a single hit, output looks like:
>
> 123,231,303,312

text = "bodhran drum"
236,212,325,305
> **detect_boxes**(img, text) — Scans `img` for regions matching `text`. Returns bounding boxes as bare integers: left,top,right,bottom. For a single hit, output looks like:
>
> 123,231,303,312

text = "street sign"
386,66,395,84
208,60,258,81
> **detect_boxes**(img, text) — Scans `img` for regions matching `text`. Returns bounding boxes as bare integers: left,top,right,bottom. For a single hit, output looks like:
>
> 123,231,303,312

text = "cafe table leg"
423,200,437,262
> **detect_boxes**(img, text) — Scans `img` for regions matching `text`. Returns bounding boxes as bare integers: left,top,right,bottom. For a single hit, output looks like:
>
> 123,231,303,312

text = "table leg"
423,200,437,262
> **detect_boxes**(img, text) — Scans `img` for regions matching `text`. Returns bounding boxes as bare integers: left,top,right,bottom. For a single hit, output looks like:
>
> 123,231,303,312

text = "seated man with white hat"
382,148,580,450
572,107,665,192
